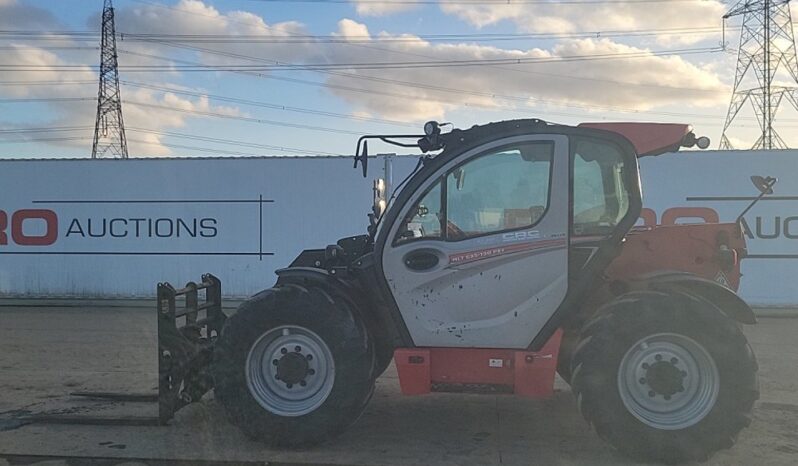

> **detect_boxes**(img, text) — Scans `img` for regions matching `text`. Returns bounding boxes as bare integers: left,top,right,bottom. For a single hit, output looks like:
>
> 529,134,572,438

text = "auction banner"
0,155,416,298
0,150,795,306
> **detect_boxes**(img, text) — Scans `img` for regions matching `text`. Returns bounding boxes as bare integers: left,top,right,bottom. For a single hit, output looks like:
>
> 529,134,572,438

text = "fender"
275,266,384,335
630,271,756,324
275,266,360,297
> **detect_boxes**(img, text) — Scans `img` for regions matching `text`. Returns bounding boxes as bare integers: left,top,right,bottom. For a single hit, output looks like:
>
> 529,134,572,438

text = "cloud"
352,1,419,17
439,1,727,46
0,0,247,157
0,0,59,30
317,20,727,121
116,0,319,66
0,1,733,156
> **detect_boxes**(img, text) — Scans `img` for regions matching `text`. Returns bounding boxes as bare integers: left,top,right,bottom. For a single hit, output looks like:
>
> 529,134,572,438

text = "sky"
0,0,797,158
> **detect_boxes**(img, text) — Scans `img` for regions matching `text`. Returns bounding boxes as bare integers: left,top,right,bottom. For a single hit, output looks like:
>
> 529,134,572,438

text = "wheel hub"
645,360,685,397
275,352,310,385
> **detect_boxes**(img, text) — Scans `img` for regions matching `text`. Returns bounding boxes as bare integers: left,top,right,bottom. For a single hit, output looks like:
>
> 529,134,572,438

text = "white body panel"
380,135,570,348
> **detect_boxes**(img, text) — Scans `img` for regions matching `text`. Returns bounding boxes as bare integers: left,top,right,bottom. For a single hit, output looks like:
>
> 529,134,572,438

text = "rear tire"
570,291,758,464
212,284,375,447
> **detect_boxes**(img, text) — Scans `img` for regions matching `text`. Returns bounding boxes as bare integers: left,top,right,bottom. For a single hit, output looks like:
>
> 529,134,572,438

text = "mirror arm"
736,177,777,224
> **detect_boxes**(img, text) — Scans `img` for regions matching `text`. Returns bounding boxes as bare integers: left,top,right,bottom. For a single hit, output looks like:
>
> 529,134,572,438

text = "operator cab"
357,119,707,349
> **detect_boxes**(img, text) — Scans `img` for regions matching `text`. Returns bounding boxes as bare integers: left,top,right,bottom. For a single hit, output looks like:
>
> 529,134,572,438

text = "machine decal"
448,238,567,266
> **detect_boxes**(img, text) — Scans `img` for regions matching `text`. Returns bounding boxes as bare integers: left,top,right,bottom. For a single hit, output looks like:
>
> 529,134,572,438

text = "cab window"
395,142,553,244
572,139,631,236
395,179,443,243
445,143,552,240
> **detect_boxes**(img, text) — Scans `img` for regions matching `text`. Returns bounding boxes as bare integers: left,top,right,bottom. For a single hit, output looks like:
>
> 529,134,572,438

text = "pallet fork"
25,274,225,426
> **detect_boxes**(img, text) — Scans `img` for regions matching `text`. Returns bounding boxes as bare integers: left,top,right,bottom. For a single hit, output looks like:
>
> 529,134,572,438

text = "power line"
120,80,416,128
0,28,736,44
119,45,729,120
122,100,365,135
125,137,266,156
127,127,344,156
0,126,93,133
0,136,92,144
0,43,723,72
0,97,95,103
108,27,729,43
246,0,716,4
0,46,97,51
0,80,96,86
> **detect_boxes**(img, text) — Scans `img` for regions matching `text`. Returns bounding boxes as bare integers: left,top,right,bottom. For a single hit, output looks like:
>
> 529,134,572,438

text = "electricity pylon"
91,0,128,158
720,0,798,149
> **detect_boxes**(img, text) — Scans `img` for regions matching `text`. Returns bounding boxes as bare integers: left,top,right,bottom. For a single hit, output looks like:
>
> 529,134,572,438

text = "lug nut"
680,370,687,378
295,346,302,352
642,363,650,369
306,354,313,361
286,383,293,389
639,378,646,384
648,390,656,397
655,354,662,361
308,369,315,375
272,359,279,366
670,357,678,364
281,348,288,354
300,380,307,387
664,395,672,401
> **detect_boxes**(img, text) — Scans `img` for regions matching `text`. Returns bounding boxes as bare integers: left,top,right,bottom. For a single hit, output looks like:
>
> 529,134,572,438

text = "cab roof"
578,122,693,157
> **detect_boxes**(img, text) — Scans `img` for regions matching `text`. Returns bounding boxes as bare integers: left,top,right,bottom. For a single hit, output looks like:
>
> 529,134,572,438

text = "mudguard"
275,266,350,290
631,271,757,324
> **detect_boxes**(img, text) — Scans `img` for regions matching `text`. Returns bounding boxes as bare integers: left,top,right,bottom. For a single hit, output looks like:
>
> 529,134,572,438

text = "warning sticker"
714,271,731,289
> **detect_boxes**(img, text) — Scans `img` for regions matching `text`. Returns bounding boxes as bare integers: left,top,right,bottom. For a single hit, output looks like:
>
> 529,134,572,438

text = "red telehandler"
58,119,775,464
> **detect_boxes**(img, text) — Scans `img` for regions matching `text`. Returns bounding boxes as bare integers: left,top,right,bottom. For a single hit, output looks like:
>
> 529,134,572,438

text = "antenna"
719,0,798,150
91,0,128,159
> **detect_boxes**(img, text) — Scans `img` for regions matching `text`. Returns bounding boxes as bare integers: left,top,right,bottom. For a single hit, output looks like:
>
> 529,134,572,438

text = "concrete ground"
0,306,797,466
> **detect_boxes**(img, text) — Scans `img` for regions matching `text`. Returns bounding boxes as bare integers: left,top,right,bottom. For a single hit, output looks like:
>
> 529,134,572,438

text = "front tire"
571,291,758,463
212,284,375,447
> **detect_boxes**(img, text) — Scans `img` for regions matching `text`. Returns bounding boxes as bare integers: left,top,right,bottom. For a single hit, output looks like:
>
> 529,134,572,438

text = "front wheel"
212,284,375,447
571,291,758,463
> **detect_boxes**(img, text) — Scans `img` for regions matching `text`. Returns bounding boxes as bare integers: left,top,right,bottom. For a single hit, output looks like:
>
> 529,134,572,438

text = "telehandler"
143,119,769,463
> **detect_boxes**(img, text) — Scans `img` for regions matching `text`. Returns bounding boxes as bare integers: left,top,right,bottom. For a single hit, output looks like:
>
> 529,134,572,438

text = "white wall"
0,150,795,305
0,155,417,298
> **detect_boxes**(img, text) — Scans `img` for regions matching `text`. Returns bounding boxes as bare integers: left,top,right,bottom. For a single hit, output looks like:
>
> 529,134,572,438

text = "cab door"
381,135,569,348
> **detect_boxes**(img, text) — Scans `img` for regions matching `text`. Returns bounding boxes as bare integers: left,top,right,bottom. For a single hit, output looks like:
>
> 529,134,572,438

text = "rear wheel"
570,291,758,463
212,284,375,447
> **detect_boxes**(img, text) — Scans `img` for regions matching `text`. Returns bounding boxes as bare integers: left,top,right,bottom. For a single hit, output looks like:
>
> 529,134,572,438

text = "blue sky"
1,0,796,158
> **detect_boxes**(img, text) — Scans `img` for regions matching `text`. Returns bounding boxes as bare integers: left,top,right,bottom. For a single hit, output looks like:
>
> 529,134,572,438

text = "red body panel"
607,222,746,290
394,330,562,398
578,122,691,156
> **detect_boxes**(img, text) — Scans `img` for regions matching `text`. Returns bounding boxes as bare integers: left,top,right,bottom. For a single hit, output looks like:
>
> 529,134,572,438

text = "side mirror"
354,140,368,178
751,175,776,194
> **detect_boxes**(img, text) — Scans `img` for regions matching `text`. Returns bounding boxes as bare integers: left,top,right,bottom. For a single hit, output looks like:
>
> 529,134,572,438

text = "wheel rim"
617,332,719,430
245,325,335,417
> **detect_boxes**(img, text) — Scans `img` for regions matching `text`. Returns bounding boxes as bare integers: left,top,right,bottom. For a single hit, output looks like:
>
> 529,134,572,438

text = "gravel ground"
0,306,797,466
